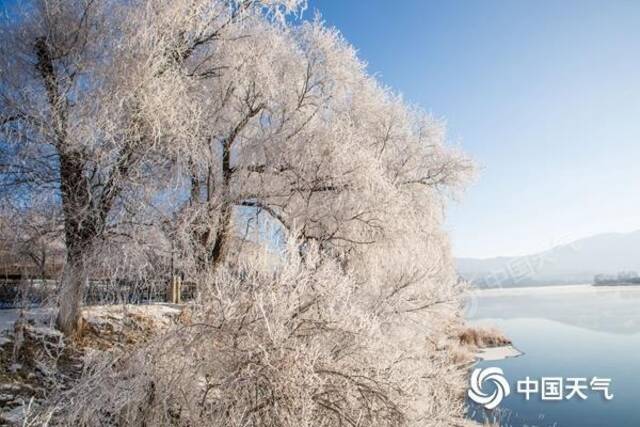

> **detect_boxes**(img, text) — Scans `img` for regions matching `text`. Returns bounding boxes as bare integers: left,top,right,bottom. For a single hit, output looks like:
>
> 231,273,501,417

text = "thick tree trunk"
35,36,90,336
210,205,231,266
56,256,87,336
209,135,233,269
34,33,136,336
56,151,94,336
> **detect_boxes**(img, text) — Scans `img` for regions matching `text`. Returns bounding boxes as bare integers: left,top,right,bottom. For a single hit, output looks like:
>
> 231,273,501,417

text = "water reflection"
468,285,640,334
467,285,640,427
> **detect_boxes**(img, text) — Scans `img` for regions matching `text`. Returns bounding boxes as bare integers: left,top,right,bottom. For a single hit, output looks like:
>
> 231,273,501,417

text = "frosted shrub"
32,243,465,426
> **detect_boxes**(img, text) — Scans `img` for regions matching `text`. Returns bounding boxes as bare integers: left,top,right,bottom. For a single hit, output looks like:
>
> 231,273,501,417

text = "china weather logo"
468,367,511,410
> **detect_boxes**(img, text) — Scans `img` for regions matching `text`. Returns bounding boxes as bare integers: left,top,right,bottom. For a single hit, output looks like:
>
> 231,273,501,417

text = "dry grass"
458,326,511,348
449,343,476,365
76,304,182,350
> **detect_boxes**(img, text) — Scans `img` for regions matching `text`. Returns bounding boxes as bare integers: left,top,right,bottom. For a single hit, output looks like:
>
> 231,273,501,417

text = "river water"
466,285,640,426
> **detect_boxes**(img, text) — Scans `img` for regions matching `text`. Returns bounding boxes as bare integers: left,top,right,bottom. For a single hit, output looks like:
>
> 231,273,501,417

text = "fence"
0,278,197,309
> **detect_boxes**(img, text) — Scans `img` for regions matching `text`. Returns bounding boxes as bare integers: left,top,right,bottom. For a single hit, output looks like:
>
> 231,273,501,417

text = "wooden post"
167,275,176,303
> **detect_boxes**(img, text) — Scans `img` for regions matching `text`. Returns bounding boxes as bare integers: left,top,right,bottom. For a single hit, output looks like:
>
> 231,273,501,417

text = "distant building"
594,271,640,286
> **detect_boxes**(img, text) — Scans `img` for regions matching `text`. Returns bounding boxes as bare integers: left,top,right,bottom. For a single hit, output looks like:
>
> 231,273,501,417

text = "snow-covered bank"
0,304,186,424
476,344,522,361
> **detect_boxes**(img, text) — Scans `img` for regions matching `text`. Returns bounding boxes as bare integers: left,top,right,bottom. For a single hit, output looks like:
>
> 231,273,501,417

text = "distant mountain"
456,230,640,288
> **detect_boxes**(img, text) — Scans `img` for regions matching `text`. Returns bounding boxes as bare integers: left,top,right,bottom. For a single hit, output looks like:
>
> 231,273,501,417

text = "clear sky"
2,0,638,259
307,0,640,258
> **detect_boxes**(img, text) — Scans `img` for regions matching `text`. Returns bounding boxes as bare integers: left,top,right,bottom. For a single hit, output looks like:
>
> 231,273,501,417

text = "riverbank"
457,325,521,362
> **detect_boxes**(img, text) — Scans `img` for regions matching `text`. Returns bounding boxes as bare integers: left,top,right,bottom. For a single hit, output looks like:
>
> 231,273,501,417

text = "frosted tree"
2,1,475,424
0,0,307,334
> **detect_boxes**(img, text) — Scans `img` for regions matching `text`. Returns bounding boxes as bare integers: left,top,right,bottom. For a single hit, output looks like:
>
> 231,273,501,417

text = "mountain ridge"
456,230,640,287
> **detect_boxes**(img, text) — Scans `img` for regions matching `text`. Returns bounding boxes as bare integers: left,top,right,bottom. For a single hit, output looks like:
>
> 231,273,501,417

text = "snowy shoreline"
476,344,523,361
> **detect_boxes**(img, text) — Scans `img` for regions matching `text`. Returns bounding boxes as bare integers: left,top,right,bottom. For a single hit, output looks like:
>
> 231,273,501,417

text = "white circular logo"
468,367,511,410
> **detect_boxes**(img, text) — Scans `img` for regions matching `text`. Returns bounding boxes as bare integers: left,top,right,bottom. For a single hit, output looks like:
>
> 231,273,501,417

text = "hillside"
456,230,640,287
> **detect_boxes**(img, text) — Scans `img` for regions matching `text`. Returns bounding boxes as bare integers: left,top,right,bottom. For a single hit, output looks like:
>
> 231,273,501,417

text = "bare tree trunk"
210,205,232,267
56,256,87,336
55,150,94,335
208,133,233,269
35,36,94,336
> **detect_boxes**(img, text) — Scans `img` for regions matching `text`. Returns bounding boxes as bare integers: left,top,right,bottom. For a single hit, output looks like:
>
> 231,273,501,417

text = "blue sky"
2,0,638,259
307,0,640,258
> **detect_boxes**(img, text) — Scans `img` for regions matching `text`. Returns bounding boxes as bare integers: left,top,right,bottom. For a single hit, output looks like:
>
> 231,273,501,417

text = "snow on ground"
0,307,54,334
0,302,185,425
476,344,523,361
0,303,183,334
83,303,182,322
